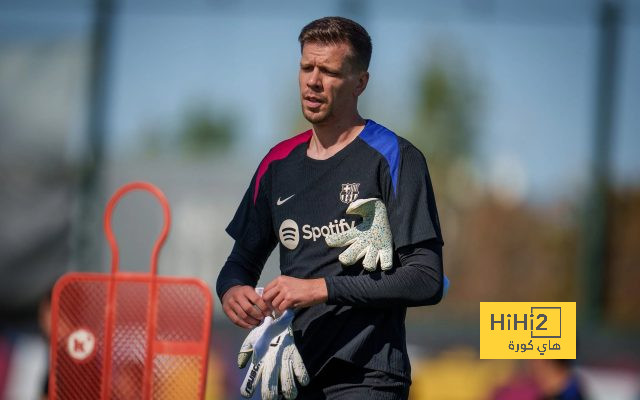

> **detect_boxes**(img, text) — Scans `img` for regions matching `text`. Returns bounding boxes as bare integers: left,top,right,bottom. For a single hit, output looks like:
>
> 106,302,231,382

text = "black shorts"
296,358,411,400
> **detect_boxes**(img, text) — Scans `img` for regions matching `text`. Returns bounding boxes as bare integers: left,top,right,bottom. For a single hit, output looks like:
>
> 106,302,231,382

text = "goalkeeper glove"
238,310,309,399
325,198,394,271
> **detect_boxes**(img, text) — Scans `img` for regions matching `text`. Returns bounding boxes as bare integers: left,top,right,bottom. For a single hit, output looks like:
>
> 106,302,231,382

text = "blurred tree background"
142,101,235,157
406,43,583,316
404,39,639,334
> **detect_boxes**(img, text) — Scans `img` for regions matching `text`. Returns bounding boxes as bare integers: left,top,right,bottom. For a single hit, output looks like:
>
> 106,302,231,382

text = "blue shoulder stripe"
359,120,400,195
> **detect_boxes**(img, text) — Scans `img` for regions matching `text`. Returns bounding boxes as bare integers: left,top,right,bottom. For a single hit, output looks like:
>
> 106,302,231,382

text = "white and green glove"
325,198,452,297
325,197,394,271
238,309,309,399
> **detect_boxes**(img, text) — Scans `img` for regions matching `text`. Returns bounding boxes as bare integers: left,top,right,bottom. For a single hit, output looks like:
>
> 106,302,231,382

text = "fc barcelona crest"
340,183,360,204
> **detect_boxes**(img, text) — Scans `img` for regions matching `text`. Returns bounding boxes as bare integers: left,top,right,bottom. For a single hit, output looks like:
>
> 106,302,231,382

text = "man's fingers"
228,310,254,329
247,290,272,317
270,292,286,313
231,312,254,329
278,298,295,313
275,296,295,313
262,286,276,302
261,286,279,313
244,288,263,304
237,296,266,322
231,300,261,327
261,276,309,313
262,279,280,302
263,279,276,294
222,285,268,327
223,303,251,329
254,297,273,317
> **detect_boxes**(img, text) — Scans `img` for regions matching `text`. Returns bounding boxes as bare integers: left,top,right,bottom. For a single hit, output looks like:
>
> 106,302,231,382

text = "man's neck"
307,114,366,160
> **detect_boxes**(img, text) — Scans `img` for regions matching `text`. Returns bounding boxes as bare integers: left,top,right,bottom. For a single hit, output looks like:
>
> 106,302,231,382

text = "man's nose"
307,68,322,89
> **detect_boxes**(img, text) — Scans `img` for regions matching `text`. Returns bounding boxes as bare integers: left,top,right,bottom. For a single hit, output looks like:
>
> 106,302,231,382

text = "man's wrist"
312,278,329,304
322,276,338,305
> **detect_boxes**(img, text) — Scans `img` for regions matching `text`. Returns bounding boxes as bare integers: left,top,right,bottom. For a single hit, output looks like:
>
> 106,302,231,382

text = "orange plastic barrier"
49,182,212,400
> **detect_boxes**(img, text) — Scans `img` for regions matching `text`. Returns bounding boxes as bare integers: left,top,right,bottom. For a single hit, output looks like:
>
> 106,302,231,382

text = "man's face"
299,42,368,125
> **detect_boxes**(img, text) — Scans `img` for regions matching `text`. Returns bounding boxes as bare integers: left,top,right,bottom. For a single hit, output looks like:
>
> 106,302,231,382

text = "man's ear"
354,71,369,97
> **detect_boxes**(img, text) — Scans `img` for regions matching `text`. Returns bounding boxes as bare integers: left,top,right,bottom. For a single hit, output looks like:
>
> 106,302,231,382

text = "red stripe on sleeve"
253,129,312,204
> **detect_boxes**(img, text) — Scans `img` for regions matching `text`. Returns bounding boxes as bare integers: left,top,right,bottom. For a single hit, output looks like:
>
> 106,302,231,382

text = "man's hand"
222,285,272,329
263,276,328,314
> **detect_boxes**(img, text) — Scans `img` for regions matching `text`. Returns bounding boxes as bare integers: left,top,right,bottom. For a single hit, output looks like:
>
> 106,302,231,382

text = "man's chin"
302,109,330,124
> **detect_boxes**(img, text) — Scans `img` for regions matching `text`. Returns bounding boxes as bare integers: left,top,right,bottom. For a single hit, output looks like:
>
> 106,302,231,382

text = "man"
217,16,444,399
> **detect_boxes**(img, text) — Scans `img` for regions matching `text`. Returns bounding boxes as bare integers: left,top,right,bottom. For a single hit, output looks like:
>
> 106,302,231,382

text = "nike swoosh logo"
277,194,295,206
